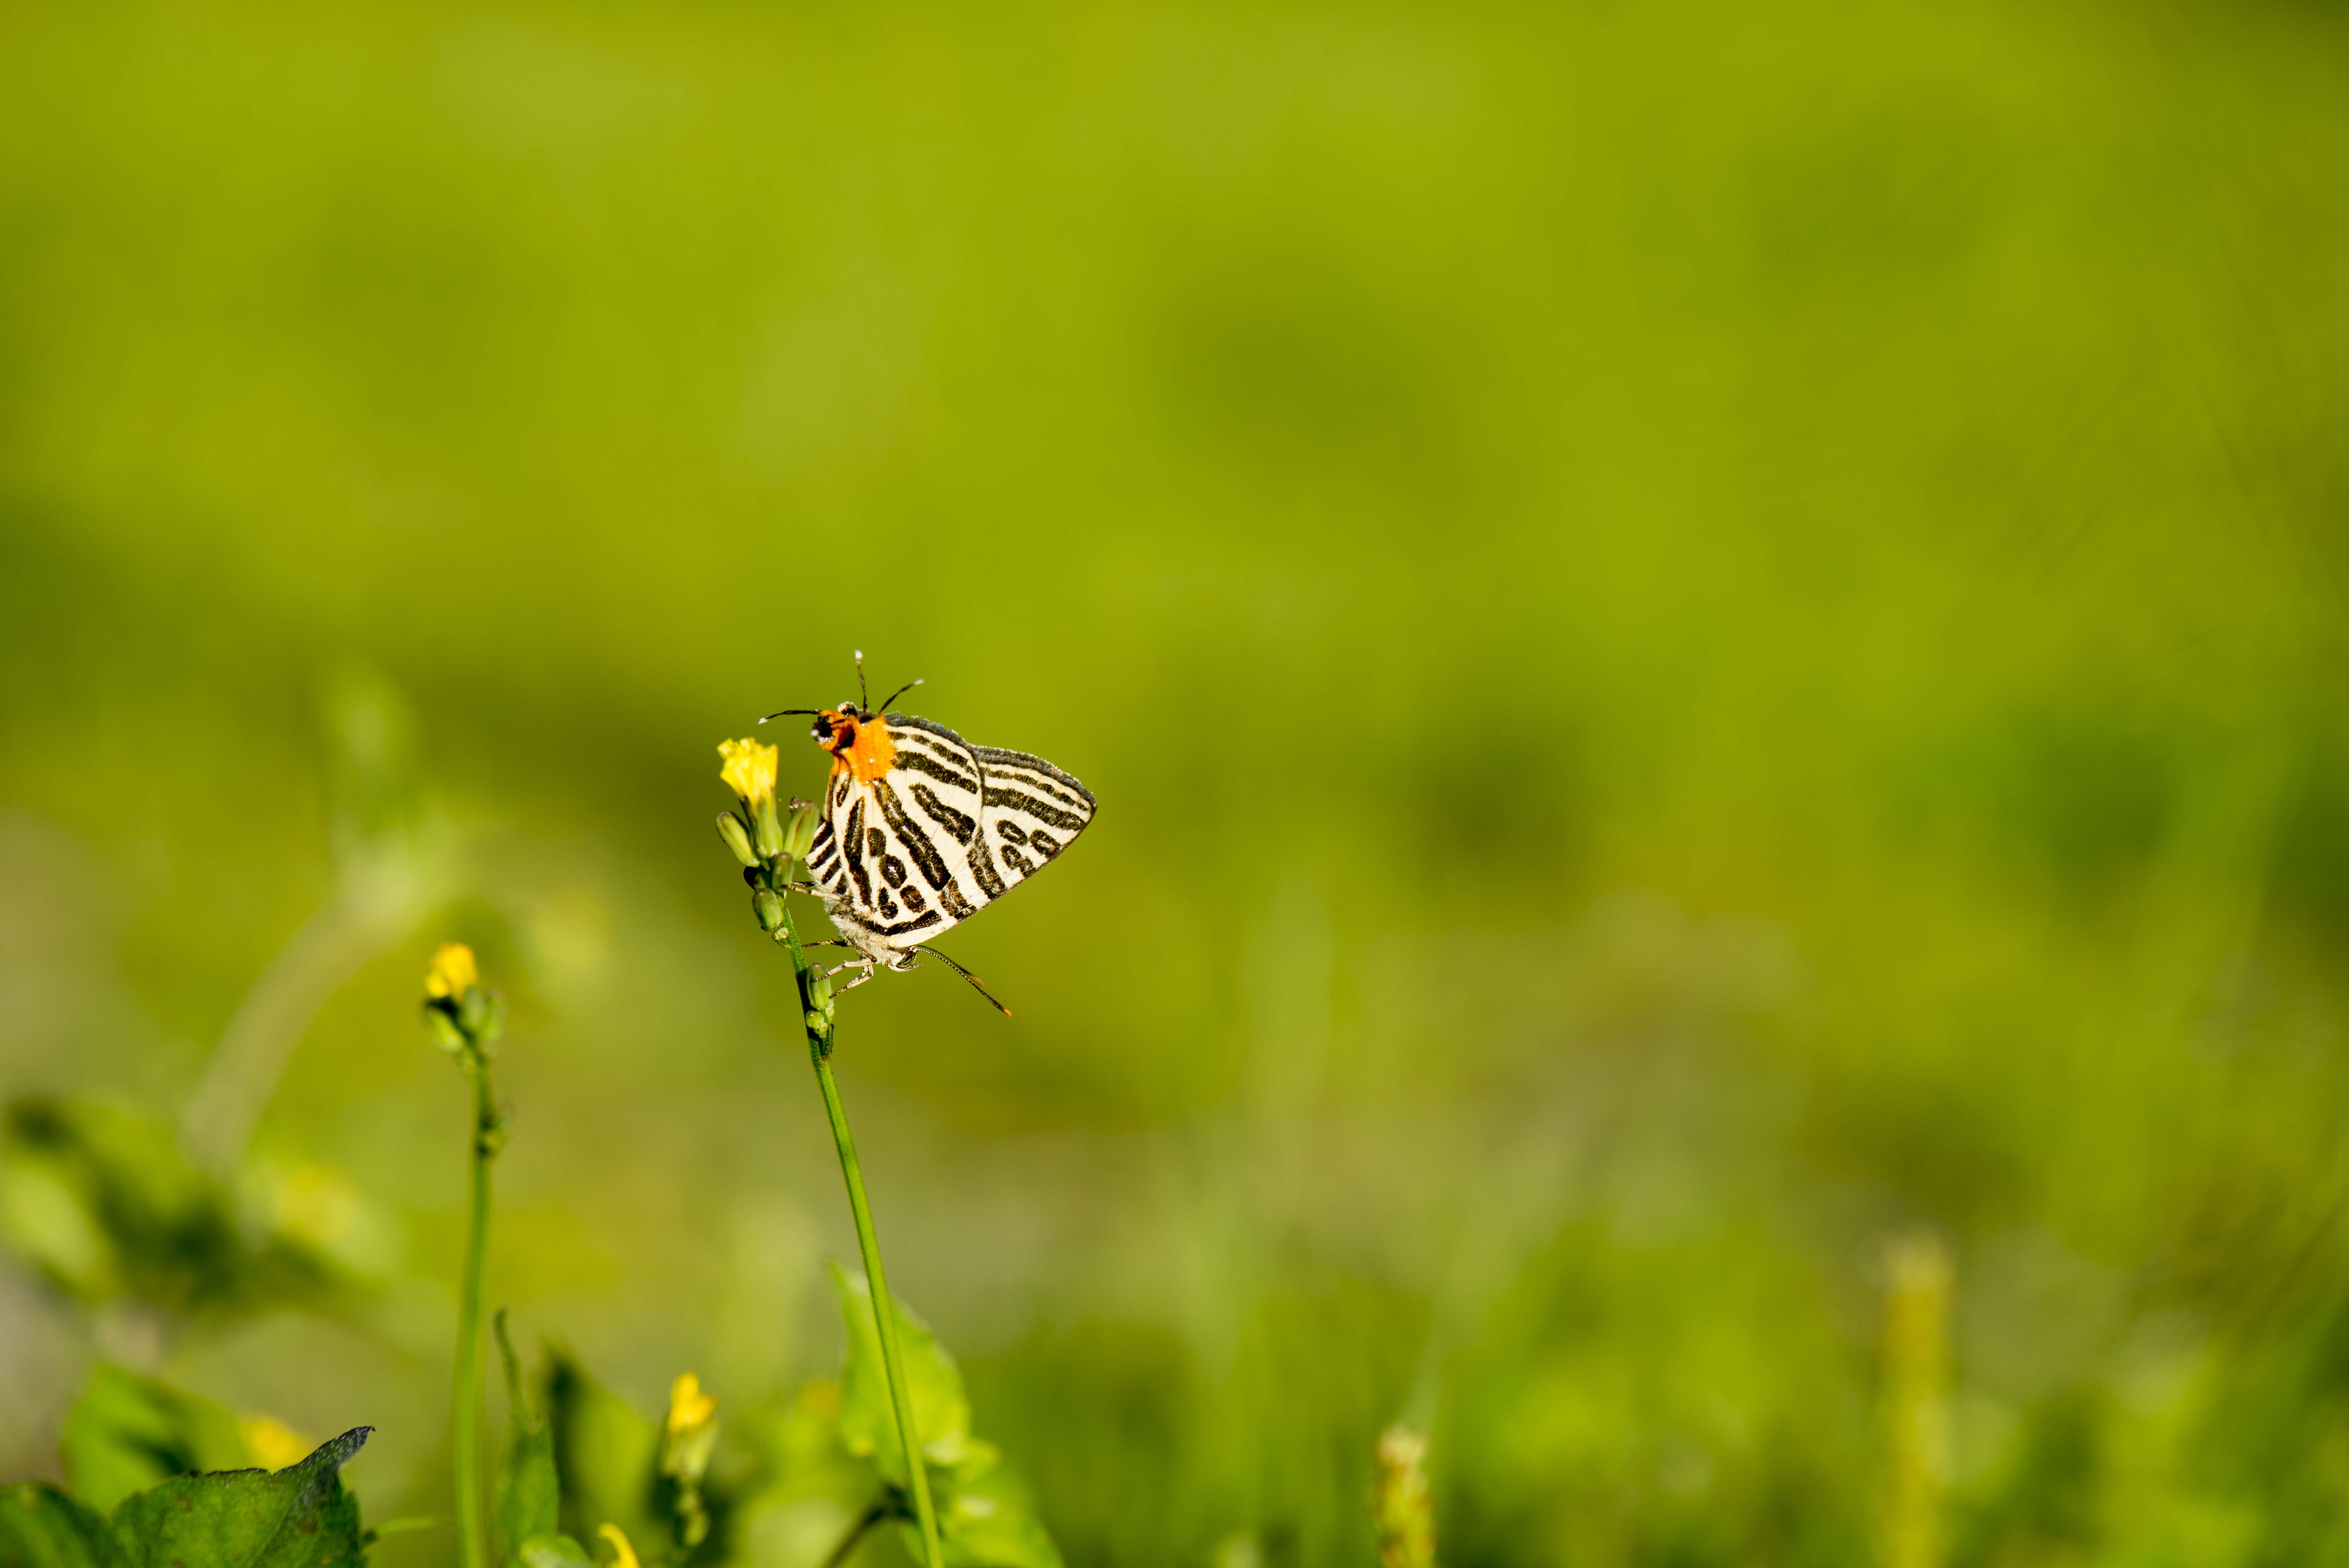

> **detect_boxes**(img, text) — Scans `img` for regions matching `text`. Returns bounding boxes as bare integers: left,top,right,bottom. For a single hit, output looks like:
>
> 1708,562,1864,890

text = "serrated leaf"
0,1484,122,1568
827,1263,970,1487
542,1350,666,1563
108,1426,371,1568
61,1364,257,1515
516,1534,593,1568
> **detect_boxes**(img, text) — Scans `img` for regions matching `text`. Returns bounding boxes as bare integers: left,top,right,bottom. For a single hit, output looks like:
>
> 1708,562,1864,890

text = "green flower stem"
452,1056,497,1568
773,898,945,1568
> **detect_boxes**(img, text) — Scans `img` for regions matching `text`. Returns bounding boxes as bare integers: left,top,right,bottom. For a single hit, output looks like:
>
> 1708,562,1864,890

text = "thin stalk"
814,1055,942,1564
773,903,944,1568
452,1060,495,1568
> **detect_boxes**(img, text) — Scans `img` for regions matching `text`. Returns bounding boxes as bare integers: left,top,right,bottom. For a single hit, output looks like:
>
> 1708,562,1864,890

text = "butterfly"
763,655,1097,1010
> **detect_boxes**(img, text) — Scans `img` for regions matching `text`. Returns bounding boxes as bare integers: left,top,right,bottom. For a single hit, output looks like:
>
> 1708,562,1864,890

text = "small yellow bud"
597,1523,641,1568
1372,1425,1437,1568
424,943,478,1001
666,1372,718,1443
717,737,779,809
422,941,503,1059
661,1371,722,1546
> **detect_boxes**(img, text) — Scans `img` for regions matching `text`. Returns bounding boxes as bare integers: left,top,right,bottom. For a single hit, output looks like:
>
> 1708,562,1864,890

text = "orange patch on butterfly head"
816,709,897,785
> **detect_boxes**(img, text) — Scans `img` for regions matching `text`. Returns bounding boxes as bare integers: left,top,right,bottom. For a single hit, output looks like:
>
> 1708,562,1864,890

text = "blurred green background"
5,0,2349,1562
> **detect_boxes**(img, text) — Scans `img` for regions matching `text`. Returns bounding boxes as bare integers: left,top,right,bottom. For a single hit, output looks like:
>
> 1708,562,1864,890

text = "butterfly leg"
822,958,881,994
831,969,878,996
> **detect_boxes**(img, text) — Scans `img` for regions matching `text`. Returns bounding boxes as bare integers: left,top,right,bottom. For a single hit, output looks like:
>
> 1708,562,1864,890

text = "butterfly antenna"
759,708,821,724
913,946,1012,1016
854,649,870,711
876,677,924,713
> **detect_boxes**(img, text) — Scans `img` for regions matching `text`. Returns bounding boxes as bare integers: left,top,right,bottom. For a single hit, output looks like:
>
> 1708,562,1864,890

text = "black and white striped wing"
806,715,1095,963
805,718,987,958
969,743,1097,891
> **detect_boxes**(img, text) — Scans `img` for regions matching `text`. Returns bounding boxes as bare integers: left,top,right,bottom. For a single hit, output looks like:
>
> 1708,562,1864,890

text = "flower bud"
782,798,819,862
423,1007,467,1055
424,943,478,1002
661,1372,720,1546
751,793,785,861
1372,1426,1436,1568
422,941,504,1057
716,811,757,867
718,737,783,859
752,889,786,932
664,1371,719,1456
807,967,834,1012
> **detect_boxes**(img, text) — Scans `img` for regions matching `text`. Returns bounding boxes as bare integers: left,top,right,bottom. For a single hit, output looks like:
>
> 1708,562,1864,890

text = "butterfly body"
799,705,1096,975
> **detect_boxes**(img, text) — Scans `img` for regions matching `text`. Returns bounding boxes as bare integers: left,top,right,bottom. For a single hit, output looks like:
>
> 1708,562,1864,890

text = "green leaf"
495,1314,561,1561
515,1535,594,1568
0,1484,122,1568
60,1364,256,1515
720,1383,890,1568
542,1349,665,1563
501,1415,563,1556
929,1493,1063,1568
0,1099,346,1320
907,1447,1063,1568
827,1263,971,1487
108,1426,371,1568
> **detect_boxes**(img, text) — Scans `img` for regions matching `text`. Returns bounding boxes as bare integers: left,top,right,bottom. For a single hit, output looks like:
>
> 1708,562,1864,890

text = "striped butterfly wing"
806,715,1094,963
808,720,985,959
968,742,1097,891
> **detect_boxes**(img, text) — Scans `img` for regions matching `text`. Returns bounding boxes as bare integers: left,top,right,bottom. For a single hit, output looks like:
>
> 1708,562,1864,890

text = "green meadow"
4,0,2349,1563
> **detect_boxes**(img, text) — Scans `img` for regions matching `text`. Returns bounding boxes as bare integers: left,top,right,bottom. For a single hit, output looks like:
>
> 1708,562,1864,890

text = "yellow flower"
240,1415,313,1470
598,1523,641,1568
424,943,478,1001
666,1371,718,1442
718,737,779,807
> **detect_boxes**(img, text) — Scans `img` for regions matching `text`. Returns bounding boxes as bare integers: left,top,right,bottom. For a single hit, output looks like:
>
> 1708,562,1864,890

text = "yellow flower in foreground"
598,1523,642,1568
241,1415,313,1470
424,942,478,1000
667,1371,719,1442
718,737,779,807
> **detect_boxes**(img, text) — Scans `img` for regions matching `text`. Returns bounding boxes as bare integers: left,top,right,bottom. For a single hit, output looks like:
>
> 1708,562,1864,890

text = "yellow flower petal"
240,1415,313,1470
666,1371,719,1440
424,943,478,1000
599,1523,642,1568
717,737,779,808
